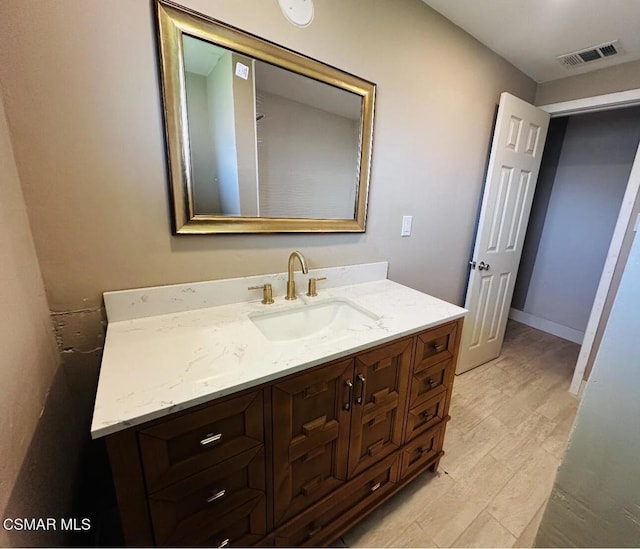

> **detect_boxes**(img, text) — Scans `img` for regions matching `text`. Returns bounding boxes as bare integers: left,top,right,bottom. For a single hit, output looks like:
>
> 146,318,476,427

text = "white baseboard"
575,380,587,398
509,308,584,345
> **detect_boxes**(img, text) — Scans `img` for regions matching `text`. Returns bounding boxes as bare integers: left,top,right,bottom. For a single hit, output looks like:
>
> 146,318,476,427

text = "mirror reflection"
155,0,376,233
183,35,362,219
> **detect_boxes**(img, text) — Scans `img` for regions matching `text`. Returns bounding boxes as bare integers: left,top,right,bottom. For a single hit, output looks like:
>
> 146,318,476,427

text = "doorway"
510,105,640,394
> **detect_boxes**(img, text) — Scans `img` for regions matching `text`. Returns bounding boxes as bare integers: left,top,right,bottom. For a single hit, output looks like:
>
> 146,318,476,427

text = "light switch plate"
401,215,412,237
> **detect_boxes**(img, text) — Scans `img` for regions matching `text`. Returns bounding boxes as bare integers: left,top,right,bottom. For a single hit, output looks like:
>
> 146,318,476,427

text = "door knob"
478,261,491,271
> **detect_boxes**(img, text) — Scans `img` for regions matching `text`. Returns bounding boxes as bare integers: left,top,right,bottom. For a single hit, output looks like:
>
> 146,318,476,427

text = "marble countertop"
91,272,466,439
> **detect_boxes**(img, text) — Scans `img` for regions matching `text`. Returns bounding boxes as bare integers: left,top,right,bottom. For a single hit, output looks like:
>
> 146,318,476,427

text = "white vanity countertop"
91,276,466,439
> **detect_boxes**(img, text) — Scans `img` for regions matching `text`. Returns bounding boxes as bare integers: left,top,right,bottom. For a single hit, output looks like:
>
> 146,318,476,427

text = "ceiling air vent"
557,40,624,68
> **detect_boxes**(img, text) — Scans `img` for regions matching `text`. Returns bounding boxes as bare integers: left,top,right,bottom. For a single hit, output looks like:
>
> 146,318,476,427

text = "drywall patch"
52,307,106,354
51,308,106,426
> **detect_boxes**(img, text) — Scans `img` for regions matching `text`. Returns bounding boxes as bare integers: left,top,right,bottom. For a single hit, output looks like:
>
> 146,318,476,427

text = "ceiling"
420,0,640,83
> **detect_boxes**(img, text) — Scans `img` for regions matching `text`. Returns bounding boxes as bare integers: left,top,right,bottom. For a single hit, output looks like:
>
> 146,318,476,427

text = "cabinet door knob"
200,432,222,447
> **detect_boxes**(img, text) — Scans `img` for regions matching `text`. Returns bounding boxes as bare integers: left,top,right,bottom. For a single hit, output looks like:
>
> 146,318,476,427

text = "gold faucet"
286,251,309,300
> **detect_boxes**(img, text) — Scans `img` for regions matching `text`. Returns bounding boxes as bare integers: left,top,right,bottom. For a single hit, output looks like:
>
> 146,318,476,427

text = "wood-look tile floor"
340,320,580,548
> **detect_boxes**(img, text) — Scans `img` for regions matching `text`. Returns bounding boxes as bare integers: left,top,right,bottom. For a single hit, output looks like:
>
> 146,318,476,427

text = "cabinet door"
272,358,353,526
347,338,412,477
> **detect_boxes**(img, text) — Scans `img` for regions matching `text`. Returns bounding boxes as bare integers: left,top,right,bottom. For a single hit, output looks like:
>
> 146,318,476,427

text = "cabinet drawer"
274,454,399,547
400,423,444,480
149,446,266,546
409,359,453,407
414,322,458,373
139,390,264,492
405,390,447,442
155,505,266,548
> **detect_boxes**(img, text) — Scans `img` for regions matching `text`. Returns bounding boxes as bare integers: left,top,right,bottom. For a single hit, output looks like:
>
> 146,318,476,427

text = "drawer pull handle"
422,412,434,421
218,538,230,548
370,481,382,492
427,378,436,387
356,374,366,405
344,379,353,411
432,343,445,352
200,433,223,447
206,489,226,503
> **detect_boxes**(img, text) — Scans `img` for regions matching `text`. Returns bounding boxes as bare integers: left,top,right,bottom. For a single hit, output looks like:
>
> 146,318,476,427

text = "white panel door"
457,92,550,374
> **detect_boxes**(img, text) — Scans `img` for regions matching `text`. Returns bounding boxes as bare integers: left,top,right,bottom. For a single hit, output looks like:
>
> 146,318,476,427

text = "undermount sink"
249,298,380,342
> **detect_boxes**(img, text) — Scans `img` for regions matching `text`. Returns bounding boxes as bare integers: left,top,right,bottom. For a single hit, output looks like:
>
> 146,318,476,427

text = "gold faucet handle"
248,283,274,304
306,277,327,297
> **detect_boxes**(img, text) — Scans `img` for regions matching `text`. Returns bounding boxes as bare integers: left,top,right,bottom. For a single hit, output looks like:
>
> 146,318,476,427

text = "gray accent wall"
512,107,640,335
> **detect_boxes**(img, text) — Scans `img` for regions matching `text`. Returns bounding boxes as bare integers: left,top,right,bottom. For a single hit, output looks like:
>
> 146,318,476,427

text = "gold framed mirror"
155,0,376,234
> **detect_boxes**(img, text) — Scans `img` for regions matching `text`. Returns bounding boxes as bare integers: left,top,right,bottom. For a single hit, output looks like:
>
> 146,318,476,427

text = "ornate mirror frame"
155,0,376,234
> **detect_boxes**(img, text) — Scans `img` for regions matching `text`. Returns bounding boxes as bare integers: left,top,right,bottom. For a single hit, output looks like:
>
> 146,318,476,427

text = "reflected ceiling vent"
557,40,624,68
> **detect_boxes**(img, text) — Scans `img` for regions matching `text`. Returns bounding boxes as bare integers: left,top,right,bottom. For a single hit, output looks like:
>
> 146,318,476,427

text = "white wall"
535,225,640,547
256,90,358,219
232,53,259,217
514,108,640,337
185,72,220,213
208,51,241,215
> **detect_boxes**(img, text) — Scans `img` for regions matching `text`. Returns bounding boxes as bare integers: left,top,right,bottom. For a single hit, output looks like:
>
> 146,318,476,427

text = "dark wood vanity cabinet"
105,319,462,547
